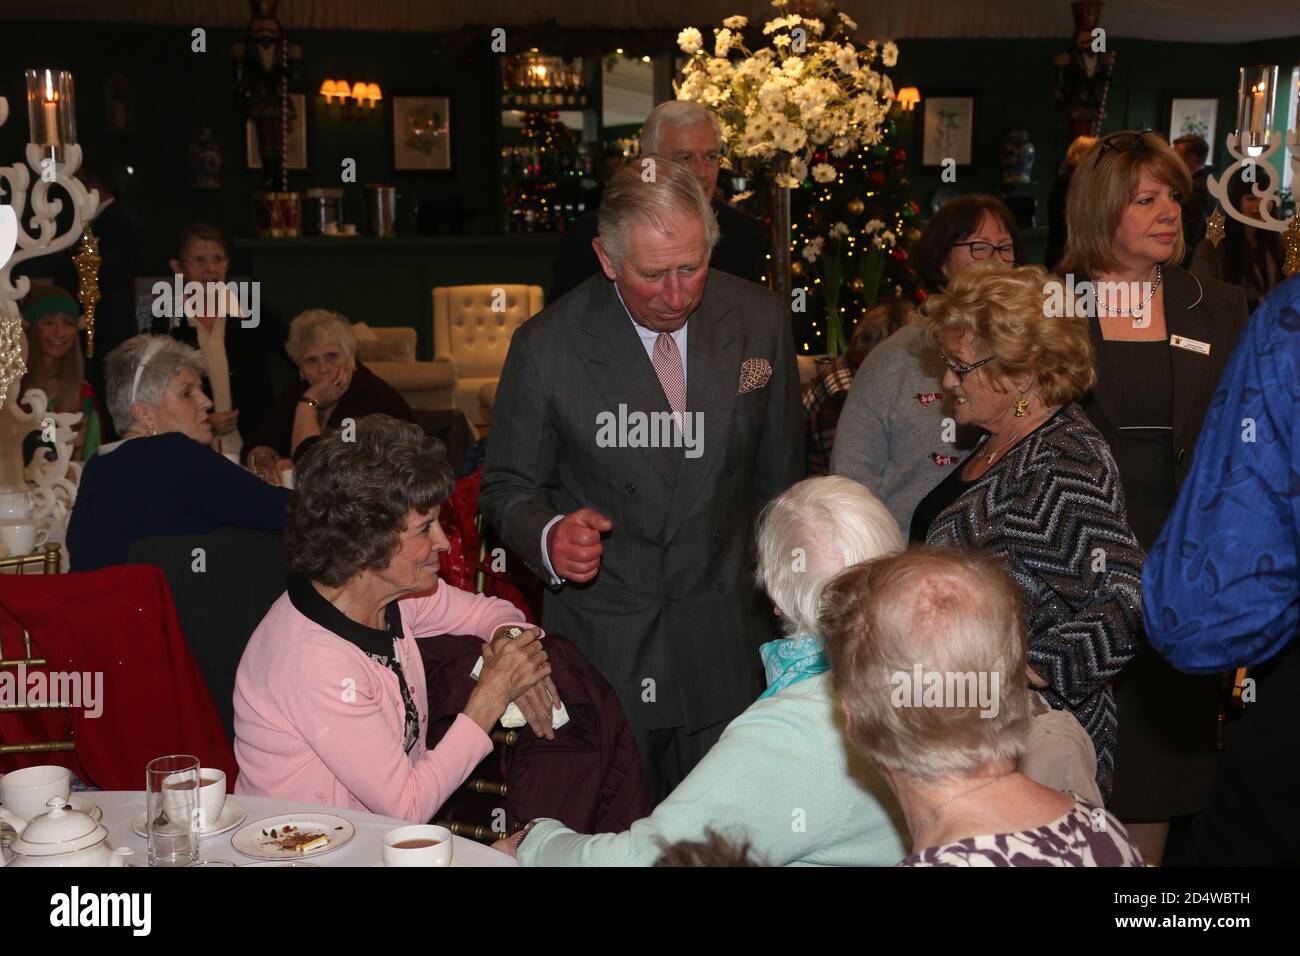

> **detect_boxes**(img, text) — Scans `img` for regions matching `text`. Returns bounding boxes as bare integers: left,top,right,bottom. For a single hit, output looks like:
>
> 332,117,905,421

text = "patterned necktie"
652,331,687,414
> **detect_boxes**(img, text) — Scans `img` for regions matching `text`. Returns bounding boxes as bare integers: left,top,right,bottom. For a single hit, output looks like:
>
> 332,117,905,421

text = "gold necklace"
984,412,1043,464
911,771,1015,839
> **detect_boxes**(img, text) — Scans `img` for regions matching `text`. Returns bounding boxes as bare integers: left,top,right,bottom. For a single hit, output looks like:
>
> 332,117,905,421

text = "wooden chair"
0,543,74,758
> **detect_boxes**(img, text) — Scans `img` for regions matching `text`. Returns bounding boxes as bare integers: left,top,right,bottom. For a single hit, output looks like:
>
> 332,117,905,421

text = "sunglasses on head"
1093,129,1158,169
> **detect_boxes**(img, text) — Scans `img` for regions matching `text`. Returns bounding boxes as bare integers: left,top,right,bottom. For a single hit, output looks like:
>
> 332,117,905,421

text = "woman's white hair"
104,334,207,434
639,100,723,157
755,476,904,636
596,159,719,270
286,309,358,367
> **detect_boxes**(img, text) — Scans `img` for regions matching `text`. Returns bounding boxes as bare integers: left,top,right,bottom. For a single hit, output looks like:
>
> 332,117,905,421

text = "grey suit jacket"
479,270,805,733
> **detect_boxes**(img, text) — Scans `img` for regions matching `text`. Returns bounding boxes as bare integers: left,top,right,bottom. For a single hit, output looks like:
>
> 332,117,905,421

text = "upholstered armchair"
432,284,544,428
352,324,456,411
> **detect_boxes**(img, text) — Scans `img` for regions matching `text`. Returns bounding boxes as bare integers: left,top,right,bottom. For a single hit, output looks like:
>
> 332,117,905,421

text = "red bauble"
869,170,887,186
891,248,908,262
891,149,906,163
912,288,928,304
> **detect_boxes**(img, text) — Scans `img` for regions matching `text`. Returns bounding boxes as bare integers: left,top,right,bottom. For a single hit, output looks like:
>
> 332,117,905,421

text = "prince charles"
480,159,803,800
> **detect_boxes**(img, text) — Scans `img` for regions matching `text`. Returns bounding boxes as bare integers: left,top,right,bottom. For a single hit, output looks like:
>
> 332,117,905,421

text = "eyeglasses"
940,351,996,381
951,241,1017,263
1093,129,1157,169
671,151,722,166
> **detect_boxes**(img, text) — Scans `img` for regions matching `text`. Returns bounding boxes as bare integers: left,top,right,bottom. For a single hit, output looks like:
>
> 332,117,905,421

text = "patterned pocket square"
738,358,773,394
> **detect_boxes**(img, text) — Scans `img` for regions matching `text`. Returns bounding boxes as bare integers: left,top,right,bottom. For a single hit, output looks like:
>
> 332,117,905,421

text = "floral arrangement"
675,0,897,187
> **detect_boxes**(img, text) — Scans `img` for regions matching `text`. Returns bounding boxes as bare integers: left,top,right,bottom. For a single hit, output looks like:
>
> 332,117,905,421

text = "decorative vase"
1001,129,1036,184
769,174,792,311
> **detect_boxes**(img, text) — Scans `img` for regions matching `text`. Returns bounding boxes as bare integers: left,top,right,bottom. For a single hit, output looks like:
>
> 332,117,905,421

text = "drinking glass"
146,754,200,867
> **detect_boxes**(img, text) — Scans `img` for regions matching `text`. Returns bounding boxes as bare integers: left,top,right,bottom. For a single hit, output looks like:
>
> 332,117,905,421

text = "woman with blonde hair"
1062,130,1249,860
909,262,1145,804
18,286,103,460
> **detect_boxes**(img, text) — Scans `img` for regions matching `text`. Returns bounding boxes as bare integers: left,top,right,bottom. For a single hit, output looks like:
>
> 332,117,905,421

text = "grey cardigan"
830,322,976,536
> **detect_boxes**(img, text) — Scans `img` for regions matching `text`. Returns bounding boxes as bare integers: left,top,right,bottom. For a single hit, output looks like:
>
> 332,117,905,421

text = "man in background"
1173,134,1213,267
549,100,764,302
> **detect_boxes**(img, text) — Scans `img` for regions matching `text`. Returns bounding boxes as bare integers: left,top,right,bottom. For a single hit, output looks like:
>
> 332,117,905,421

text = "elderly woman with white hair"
492,475,910,866
242,309,413,482
67,335,289,571
821,547,1144,867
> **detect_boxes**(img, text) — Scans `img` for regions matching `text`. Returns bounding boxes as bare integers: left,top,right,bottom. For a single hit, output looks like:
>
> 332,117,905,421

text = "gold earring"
1014,394,1029,417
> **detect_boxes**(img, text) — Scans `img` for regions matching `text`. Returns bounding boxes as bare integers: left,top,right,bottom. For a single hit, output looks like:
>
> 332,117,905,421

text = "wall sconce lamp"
896,87,921,112
319,79,382,109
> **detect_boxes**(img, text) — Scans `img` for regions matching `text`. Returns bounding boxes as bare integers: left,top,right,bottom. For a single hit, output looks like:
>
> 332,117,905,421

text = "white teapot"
1,796,133,867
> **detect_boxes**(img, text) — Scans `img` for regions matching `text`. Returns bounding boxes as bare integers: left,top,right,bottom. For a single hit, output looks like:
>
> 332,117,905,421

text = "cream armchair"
433,284,543,428
352,324,456,412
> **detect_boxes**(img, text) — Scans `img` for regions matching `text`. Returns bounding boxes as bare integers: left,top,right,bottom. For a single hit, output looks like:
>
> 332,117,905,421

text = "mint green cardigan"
518,673,909,866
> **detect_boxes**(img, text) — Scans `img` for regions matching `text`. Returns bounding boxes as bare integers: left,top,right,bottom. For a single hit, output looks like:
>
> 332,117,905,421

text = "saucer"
66,794,102,822
131,800,248,839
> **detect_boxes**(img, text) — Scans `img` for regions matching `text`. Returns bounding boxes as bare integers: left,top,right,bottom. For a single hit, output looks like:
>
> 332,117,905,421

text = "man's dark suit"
549,200,765,302
480,269,803,792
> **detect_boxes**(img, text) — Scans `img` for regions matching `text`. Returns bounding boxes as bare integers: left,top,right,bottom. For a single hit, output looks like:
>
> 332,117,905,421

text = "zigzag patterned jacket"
925,403,1145,802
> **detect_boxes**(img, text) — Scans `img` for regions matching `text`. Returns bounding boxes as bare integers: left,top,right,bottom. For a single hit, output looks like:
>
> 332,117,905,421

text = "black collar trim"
287,574,401,656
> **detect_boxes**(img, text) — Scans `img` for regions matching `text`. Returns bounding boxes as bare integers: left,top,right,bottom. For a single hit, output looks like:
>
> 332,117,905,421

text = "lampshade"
897,87,921,111
366,83,383,103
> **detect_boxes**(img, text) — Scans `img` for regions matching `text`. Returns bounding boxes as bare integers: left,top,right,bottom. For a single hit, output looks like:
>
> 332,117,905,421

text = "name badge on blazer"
1169,334,1211,356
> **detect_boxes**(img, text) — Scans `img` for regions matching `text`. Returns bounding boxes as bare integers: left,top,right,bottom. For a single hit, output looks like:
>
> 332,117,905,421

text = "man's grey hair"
755,476,904,637
640,100,723,157
596,159,719,270
287,309,359,367
104,334,207,435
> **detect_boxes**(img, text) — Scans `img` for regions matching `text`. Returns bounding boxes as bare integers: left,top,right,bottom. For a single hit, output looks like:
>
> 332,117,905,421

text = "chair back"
432,284,542,425
0,543,71,759
126,527,288,744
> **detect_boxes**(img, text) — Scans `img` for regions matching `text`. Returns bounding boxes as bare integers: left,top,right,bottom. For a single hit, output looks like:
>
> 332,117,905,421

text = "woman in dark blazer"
1059,130,1249,862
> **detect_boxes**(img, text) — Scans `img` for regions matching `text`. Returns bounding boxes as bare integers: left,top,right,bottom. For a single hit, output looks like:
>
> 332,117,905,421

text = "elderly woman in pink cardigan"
233,414,558,822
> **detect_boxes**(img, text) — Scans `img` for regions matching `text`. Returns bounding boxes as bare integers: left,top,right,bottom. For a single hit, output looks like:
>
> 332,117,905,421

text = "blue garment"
757,632,828,699
68,432,289,571
1143,274,1300,673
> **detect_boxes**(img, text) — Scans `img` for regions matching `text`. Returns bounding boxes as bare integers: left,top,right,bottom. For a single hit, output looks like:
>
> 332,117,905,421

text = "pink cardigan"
233,580,528,822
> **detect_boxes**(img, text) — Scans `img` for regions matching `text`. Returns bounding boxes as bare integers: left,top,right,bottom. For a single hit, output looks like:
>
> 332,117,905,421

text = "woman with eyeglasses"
1062,130,1249,862
151,222,289,460
908,263,1145,805
831,195,1022,537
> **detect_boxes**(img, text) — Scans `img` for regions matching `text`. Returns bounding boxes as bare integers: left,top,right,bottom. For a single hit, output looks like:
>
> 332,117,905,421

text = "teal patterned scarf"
757,632,828,700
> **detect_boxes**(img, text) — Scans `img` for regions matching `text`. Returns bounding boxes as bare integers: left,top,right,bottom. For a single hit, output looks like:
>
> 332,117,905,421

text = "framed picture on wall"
246,92,308,170
393,95,452,172
1168,96,1219,163
919,95,976,168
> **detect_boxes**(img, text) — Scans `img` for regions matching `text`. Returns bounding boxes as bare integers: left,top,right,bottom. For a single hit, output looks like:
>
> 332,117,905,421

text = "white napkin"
471,655,570,730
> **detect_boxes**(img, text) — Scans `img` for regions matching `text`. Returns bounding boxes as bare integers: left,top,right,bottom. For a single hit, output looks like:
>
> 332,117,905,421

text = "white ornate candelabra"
0,75,100,410
0,74,96,566
1204,66,1300,276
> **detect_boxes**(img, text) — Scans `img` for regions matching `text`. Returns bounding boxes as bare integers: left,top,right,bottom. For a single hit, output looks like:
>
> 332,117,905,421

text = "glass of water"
145,754,200,867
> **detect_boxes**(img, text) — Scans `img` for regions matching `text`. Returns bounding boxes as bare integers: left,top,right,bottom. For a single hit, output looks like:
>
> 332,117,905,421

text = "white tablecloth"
91,791,515,868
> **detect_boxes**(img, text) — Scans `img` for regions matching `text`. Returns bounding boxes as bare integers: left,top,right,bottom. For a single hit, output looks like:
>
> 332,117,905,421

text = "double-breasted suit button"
712,531,722,541
625,482,636,494
1175,448,1186,465
713,582,726,593
663,598,673,609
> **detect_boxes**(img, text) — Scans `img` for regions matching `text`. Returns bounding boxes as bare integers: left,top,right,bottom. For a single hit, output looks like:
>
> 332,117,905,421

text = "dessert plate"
230,812,354,861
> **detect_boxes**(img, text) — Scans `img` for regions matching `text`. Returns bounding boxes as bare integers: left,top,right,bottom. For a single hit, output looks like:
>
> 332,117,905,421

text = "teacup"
0,765,71,827
0,491,33,521
381,824,453,867
0,523,48,557
196,769,226,830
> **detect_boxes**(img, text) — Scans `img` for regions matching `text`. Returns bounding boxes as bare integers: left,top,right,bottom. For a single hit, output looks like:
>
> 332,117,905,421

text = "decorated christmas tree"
790,125,924,356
